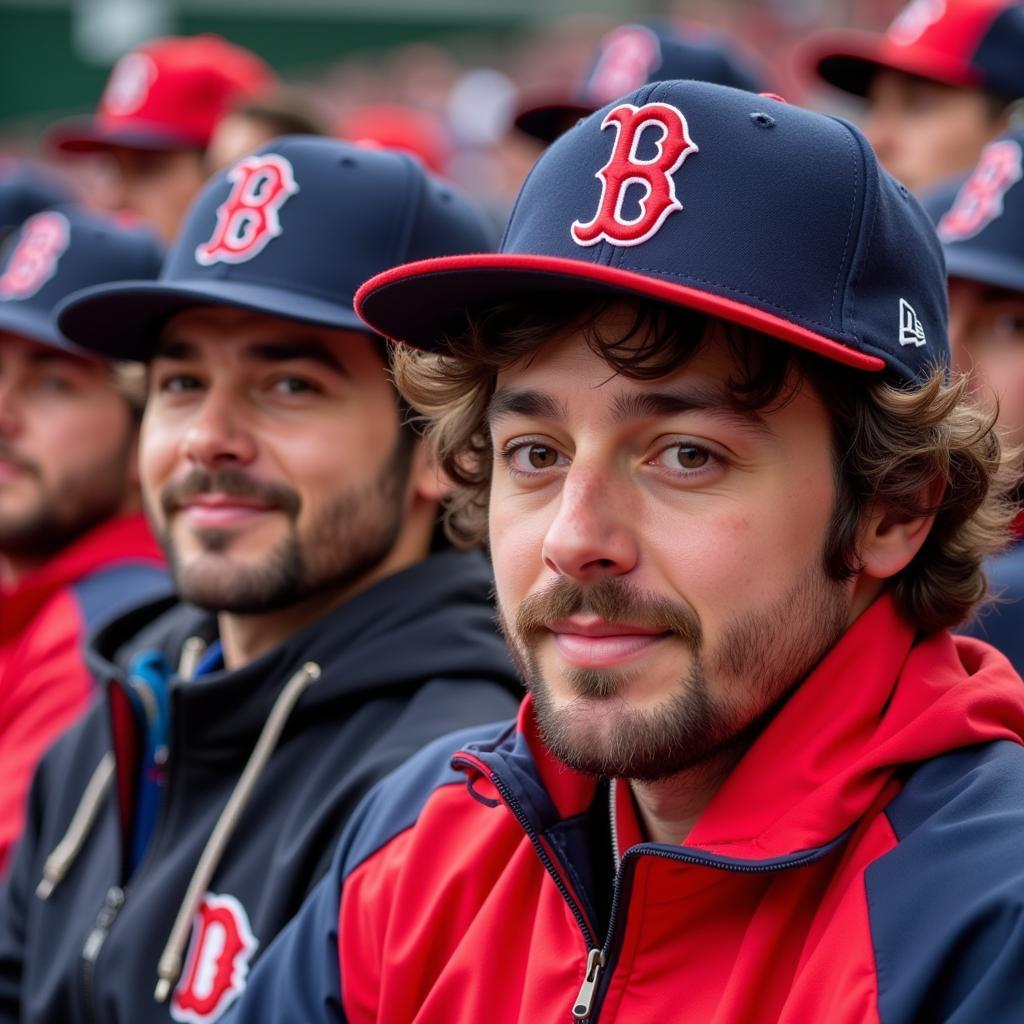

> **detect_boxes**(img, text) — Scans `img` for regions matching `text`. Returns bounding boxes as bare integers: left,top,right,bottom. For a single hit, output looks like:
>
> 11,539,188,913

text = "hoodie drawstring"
34,637,210,902
35,754,115,900
153,660,321,1003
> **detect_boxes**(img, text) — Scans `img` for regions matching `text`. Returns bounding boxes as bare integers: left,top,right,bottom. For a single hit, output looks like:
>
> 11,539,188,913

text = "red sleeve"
0,592,94,873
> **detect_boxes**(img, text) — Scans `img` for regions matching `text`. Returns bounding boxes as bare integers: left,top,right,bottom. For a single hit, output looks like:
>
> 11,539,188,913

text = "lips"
548,617,671,668
178,494,279,529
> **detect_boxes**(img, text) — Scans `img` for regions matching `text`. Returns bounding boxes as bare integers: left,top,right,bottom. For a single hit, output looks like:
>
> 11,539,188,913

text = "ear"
407,437,452,505
856,485,940,582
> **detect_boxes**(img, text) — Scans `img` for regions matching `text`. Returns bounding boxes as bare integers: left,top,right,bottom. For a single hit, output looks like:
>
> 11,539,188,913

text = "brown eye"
528,445,559,469
675,445,709,470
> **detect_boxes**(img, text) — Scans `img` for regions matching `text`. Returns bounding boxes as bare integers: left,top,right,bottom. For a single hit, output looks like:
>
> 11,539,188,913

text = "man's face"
489,318,854,781
0,333,136,561
862,70,1004,194
949,277,1024,448
142,306,414,614
103,147,206,243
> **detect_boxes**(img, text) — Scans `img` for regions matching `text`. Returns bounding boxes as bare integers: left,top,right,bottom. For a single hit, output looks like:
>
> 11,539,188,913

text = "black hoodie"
0,548,521,1024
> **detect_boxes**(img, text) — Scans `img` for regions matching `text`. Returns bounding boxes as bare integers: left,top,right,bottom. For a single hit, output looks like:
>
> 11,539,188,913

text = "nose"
181,386,257,469
541,462,639,582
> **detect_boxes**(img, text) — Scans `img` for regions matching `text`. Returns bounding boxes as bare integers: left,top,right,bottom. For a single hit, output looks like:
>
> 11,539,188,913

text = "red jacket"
0,513,166,872
223,595,1024,1023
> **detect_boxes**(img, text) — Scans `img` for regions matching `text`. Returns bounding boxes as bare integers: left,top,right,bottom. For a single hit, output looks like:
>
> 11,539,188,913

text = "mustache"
0,443,39,478
513,576,703,652
160,467,301,519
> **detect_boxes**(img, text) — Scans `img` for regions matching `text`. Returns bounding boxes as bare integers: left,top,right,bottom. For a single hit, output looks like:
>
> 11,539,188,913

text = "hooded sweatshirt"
0,547,521,1024
221,594,1024,1024
0,513,167,873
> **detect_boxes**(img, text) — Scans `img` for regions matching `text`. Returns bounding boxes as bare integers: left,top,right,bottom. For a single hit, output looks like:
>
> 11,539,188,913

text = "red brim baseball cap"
357,80,950,387
803,0,1024,100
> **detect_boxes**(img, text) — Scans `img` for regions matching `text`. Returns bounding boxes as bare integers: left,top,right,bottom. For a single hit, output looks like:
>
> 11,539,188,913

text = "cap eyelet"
750,112,776,129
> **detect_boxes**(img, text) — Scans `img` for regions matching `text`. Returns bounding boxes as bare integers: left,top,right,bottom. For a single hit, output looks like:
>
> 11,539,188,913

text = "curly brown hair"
392,295,1016,634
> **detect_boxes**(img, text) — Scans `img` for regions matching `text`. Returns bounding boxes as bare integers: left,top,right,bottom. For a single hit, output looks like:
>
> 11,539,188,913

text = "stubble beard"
0,434,134,561
153,440,413,614
500,567,849,782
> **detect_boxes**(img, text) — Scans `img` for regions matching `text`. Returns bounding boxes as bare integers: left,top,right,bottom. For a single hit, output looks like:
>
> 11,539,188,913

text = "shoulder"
337,717,517,882
868,741,1024,1021
70,561,171,634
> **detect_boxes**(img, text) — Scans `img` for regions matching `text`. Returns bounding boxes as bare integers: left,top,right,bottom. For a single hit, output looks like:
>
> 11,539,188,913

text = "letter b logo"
195,155,299,267
571,102,698,248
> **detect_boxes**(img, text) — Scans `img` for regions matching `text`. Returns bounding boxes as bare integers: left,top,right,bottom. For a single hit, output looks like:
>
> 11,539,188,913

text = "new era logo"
899,298,926,348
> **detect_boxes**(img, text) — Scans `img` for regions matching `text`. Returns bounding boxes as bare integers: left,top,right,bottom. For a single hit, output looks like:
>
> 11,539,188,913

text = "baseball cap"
356,79,949,386
0,208,163,354
0,158,77,235
56,135,494,361
516,21,765,144
929,128,1024,292
49,35,275,154
340,105,450,174
805,0,1024,101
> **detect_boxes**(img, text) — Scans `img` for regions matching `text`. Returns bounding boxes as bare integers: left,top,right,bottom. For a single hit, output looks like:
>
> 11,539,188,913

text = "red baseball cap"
804,0,1024,100
49,34,275,154
338,105,450,175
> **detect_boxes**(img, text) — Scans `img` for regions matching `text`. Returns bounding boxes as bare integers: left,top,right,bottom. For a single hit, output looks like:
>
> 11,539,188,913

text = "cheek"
488,482,549,615
138,415,179,505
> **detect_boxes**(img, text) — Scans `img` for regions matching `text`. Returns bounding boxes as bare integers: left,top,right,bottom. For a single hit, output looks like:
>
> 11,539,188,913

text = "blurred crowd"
1,0,1024,1021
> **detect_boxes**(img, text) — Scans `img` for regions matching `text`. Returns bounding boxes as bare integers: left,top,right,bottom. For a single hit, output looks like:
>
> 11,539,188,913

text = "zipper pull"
81,886,125,963
572,948,605,1020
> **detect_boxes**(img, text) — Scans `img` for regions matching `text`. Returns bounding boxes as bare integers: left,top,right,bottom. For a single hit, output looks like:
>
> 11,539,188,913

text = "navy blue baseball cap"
357,79,950,386
516,21,765,144
57,135,494,361
929,129,1024,293
0,158,77,236
0,208,163,355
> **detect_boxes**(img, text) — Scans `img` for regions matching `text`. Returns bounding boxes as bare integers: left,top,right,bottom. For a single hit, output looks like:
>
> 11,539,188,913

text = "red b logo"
171,893,258,1024
0,212,70,301
938,140,1022,243
571,102,698,248
586,25,661,106
195,155,299,267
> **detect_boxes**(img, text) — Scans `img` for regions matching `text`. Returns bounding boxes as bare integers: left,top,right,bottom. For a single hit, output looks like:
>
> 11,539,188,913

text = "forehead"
491,324,805,432
156,306,378,363
0,331,100,371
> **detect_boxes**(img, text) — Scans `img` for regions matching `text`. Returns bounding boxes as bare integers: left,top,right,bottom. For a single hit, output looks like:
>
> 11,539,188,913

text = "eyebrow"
608,387,773,437
488,384,772,438
152,337,349,377
487,388,568,424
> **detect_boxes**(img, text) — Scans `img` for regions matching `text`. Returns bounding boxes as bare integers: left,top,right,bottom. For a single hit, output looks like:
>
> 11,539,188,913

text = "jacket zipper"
80,885,125,1024
578,839,851,1022
452,755,603,1021
78,676,180,1022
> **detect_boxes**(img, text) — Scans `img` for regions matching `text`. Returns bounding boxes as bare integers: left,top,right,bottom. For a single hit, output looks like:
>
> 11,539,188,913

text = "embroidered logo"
571,102,698,248
899,298,927,348
0,211,70,301
101,52,158,116
170,893,258,1024
586,25,662,106
937,140,1023,242
194,154,299,267
889,0,946,46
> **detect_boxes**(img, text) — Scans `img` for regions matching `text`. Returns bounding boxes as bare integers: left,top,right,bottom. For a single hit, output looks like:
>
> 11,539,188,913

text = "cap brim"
354,253,886,373
514,101,595,143
57,278,371,361
0,302,99,357
48,118,203,155
803,30,980,97
945,247,1024,295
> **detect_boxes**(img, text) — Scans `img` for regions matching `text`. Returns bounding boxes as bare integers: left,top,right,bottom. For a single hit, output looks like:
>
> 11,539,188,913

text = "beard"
499,566,849,782
0,434,134,561
152,437,413,614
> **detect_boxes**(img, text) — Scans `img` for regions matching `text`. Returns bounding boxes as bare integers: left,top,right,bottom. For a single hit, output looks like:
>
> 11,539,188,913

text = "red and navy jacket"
0,513,167,872
223,594,1024,1023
